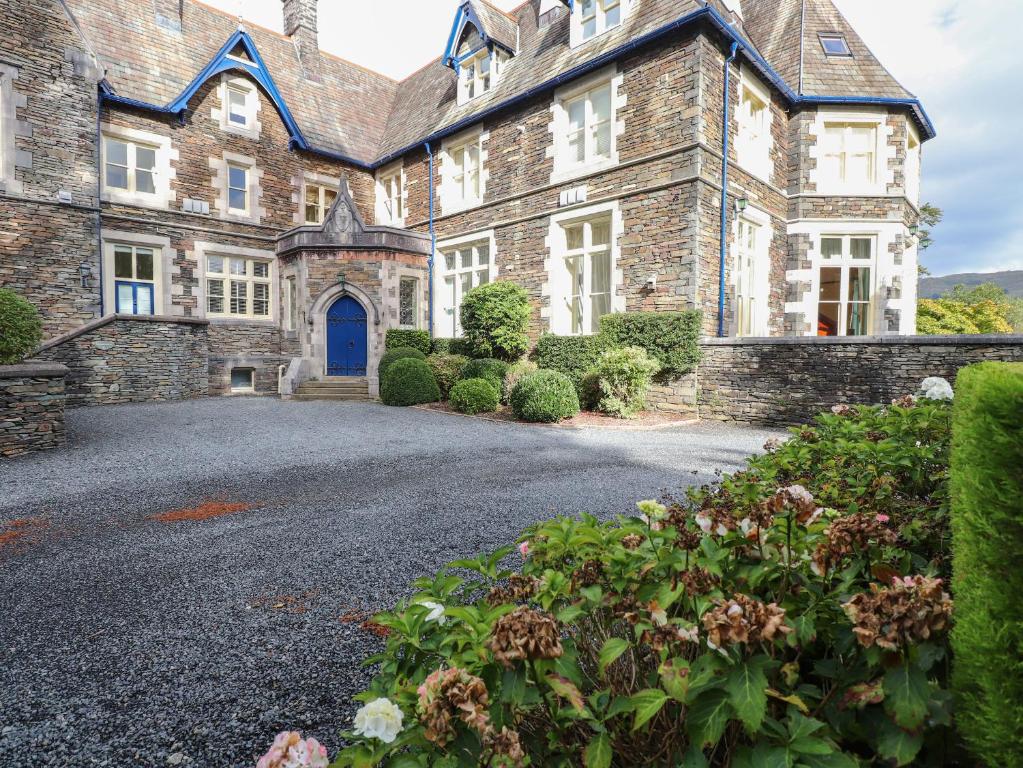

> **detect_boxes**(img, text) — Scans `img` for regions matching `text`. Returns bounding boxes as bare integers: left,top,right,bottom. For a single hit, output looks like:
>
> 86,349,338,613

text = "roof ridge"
475,0,520,21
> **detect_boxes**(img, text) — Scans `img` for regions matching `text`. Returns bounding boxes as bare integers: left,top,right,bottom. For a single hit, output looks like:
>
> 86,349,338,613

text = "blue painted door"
326,296,368,376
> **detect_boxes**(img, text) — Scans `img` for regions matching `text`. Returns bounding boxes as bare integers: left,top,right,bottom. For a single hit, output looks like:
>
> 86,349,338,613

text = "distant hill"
919,270,1023,298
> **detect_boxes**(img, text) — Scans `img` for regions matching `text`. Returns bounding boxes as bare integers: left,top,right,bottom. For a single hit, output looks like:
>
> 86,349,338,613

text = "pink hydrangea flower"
518,541,530,557
256,731,328,768
876,514,890,524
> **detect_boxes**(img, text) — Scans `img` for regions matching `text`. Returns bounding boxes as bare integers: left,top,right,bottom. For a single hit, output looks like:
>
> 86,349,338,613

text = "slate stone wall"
34,315,209,407
0,363,67,458
697,336,1023,426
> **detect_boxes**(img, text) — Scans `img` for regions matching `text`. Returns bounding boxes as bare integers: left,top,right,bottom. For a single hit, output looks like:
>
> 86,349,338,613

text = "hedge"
385,329,431,355
380,358,441,406
532,333,611,392
461,357,508,396
459,281,530,361
426,353,468,399
598,310,701,378
378,346,426,382
0,288,43,365
509,370,579,423
430,337,474,357
951,362,1023,766
449,378,500,415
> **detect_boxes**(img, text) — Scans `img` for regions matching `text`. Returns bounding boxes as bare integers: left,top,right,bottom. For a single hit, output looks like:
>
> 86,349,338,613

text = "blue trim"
442,2,516,70
114,281,155,316
425,142,437,337
718,41,738,339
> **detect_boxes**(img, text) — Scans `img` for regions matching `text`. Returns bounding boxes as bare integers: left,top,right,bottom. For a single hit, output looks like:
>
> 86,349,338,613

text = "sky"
206,0,1023,277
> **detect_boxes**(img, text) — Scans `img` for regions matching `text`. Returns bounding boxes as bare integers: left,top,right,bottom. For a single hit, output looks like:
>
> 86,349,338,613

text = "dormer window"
459,47,507,104
227,85,250,127
216,75,260,139
444,3,517,106
819,33,852,57
572,0,625,46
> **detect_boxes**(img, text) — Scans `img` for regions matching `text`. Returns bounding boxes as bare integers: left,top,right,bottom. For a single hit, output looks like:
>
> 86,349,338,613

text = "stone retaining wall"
0,363,68,457
698,335,1023,426
33,315,209,407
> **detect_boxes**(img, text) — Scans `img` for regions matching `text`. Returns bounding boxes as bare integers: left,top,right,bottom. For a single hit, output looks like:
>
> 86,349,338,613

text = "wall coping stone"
37,314,210,354
700,335,1023,347
0,362,69,379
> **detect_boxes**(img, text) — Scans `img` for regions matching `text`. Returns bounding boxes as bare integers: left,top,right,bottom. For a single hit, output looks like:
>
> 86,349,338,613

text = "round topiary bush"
380,358,440,406
378,346,426,382
449,377,500,415
426,353,469,399
0,288,43,365
502,359,538,405
509,369,580,423
459,281,530,361
461,357,508,396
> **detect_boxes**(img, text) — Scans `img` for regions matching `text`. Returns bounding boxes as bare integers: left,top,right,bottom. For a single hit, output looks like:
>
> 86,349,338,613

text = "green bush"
449,378,500,415
502,359,538,405
0,288,43,365
589,345,660,418
430,337,474,356
426,353,468,399
380,357,440,407
599,310,702,379
461,357,508,397
459,281,530,361
578,369,602,411
385,329,431,355
951,362,1023,765
378,346,426,382
328,386,959,767
510,369,580,423
532,333,611,392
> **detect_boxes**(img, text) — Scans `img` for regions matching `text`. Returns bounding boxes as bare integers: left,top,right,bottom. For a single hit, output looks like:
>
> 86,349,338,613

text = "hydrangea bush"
266,381,962,767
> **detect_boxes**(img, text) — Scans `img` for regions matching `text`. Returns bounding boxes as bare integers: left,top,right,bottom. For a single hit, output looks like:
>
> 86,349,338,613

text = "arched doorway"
326,295,368,376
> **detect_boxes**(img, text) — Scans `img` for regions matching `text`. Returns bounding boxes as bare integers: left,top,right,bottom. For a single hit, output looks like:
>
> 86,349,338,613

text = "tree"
917,282,1022,335
917,202,943,251
459,281,530,361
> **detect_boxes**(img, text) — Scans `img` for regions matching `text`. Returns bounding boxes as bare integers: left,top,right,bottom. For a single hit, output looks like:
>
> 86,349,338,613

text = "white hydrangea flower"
353,698,404,744
695,512,713,534
420,600,447,625
918,376,954,401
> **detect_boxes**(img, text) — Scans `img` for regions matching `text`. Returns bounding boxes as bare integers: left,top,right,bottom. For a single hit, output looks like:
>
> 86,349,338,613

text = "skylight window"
819,33,852,57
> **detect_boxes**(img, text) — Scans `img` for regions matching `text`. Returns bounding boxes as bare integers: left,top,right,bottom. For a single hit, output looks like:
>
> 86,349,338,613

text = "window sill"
440,197,483,216
207,316,276,326
102,190,170,210
220,123,260,141
550,157,617,186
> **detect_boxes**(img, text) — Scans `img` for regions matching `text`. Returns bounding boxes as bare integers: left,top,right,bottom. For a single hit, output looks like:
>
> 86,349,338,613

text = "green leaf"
500,666,526,704
580,585,603,604
583,732,612,768
681,744,709,768
687,689,732,747
727,661,769,732
875,719,924,766
631,688,669,732
546,674,586,712
882,663,930,729
799,753,861,768
732,745,792,768
556,604,585,624
606,695,634,719
598,637,630,677
659,658,691,702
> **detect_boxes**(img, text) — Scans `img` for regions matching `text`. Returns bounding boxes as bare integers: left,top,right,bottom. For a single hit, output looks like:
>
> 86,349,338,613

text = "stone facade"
34,315,209,406
0,363,67,457
697,336,1023,426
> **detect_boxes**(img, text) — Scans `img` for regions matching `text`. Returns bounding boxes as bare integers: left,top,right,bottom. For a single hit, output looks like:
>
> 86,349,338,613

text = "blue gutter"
425,143,437,337
718,41,738,339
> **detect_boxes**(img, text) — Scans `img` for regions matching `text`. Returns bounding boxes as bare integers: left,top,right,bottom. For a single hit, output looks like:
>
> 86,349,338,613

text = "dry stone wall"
0,363,67,457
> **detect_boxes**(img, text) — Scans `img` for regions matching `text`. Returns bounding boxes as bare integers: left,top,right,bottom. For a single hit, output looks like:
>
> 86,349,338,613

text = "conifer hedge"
951,362,1023,766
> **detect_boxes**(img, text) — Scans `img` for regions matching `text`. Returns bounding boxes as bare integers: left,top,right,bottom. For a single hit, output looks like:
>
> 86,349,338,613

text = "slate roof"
60,0,923,168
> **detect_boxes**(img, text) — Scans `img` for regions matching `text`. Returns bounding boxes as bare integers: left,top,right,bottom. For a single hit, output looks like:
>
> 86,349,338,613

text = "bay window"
820,122,878,189
206,256,271,320
816,235,874,336
437,239,492,337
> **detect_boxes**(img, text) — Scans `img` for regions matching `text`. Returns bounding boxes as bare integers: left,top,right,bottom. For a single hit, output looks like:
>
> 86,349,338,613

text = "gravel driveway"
0,398,779,767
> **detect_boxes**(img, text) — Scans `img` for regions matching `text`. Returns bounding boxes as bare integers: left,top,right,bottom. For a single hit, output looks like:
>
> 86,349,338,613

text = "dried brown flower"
417,667,491,747
484,726,527,768
891,394,917,409
486,574,539,606
843,575,952,650
621,533,645,550
680,567,719,597
812,513,897,575
831,404,854,417
702,594,792,647
763,437,783,452
665,505,703,549
573,559,605,589
488,606,563,668
765,485,820,525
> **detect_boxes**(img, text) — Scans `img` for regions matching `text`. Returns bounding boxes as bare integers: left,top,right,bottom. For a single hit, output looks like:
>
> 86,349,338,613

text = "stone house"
0,0,931,397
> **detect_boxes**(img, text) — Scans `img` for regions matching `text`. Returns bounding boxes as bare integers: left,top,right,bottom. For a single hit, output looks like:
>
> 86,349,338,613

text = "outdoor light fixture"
909,224,919,236
736,197,748,212
78,262,92,288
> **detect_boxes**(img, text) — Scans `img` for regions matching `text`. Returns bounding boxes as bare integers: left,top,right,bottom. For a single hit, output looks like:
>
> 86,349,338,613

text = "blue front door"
326,296,368,376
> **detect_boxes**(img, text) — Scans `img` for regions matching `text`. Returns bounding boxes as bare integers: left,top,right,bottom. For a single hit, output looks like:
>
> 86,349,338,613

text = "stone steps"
293,378,371,401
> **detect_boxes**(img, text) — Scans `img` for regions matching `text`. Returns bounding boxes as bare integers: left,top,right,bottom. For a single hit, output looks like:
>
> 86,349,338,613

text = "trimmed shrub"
510,369,579,423
589,346,659,418
426,353,469,399
378,346,426,382
532,333,611,392
461,357,508,396
502,359,538,405
599,310,702,378
951,362,1023,765
0,288,43,365
385,329,431,355
380,357,440,406
459,281,530,361
430,337,474,357
449,377,500,415
578,369,602,411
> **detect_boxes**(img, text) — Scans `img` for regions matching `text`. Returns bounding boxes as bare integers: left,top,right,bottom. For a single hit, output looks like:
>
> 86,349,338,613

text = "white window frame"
809,110,894,196
570,0,627,47
734,70,773,183
815,234,876,337
547,201,625,336
213,152,263,223
550,68,623,183
230,368,255,393
457,46,507,105
100,231,172,318
440,127,488,214
205,255,273,321
99,124,176,209
434,230,497,337
0,64,21,193
284,274,298,332
194,243,277,323
215,75,260,139
905,124,921,205
732,205,772,337
303,181,338,225
398,276,420,329
375,161,406,226
227,163,249,215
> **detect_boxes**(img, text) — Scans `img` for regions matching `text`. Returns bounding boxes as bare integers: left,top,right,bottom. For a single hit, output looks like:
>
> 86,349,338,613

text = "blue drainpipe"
718,41,738,338
425,142,437,338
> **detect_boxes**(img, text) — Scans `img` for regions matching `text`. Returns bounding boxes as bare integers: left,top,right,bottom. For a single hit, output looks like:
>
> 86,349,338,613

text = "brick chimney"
282,0,321,82
154,0,184,32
